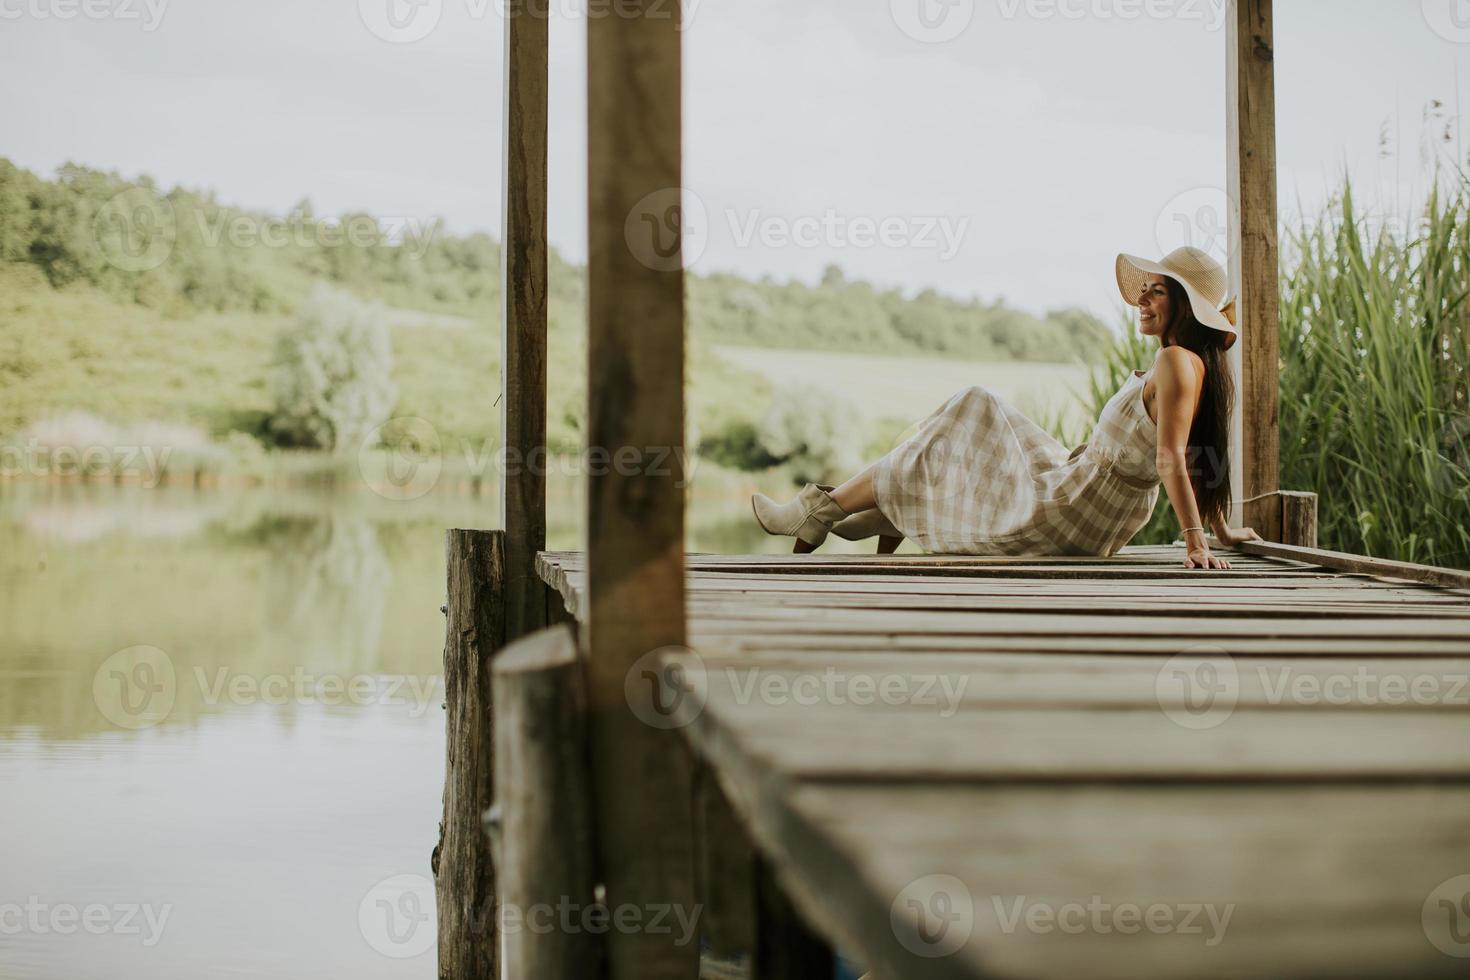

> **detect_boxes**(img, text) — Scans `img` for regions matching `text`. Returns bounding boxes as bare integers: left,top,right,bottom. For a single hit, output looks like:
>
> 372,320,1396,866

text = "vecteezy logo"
890,874,973,958
92,645,178,730
890,0,975,44
1155,186,1236,268
623,187,709,272
1424,874,1470,957
624,647,707,729
359,873,435,958
1423,0,1470,44
359,0,443,44
1155,646,1239,730
92,187,176,273
359,417,443,501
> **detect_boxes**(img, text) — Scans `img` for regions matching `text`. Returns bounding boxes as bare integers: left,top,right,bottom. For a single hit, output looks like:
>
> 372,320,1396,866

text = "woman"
751,246,1262,569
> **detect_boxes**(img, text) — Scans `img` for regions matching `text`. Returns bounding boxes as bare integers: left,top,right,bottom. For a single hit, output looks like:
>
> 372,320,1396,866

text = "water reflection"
0,478,811,979
2,488,439,738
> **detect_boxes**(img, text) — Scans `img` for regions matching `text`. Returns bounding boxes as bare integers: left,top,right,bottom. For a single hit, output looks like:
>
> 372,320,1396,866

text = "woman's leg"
788,463,891,554
829,462,881,515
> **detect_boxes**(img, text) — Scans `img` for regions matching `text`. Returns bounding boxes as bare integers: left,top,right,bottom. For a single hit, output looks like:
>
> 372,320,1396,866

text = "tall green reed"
1280,177,1470,567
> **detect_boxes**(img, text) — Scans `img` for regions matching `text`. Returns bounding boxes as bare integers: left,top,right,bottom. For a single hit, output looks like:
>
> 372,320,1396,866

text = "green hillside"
0,158,1113,474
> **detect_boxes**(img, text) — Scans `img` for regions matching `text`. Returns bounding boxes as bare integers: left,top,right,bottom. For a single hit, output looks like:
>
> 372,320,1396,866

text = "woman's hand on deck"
1184,546,1231,570
1215,526,1263,548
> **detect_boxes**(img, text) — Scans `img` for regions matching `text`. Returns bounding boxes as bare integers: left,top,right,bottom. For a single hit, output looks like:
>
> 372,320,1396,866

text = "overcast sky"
3,0,1468,318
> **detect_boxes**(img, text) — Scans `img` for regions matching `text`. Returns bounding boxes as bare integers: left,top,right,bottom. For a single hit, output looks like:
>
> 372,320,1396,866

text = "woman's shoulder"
1152,344,1205,381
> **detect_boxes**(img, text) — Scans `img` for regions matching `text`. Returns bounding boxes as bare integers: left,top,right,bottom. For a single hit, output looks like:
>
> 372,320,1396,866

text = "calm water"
0,480,791,979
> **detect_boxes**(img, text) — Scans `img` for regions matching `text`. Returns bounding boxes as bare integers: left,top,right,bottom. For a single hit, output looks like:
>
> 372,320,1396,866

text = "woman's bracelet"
1181,526,1206,536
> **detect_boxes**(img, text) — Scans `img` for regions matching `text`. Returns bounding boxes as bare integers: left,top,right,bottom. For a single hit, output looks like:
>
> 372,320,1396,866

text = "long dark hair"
1161,277,1234,528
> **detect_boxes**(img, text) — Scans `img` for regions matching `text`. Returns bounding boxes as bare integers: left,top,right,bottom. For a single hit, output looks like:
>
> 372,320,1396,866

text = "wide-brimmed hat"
1116,246,1237,349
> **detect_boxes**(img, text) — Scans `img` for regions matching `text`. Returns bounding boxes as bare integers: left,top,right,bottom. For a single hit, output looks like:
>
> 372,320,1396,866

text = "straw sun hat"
1116,246,1238,349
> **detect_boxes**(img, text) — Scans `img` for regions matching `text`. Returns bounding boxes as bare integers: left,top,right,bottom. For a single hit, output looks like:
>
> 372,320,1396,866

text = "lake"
0,477,829,979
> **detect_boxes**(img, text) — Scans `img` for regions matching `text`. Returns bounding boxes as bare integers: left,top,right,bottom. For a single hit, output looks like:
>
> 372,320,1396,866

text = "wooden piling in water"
493,625,600,979
434,529,505,980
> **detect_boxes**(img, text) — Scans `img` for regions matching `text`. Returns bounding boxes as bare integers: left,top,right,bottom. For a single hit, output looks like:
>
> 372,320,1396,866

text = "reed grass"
1279,177,1470,568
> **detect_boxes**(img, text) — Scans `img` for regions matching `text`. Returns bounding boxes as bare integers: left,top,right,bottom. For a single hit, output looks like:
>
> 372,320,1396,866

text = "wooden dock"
534,545,1470,978
427,2,1470,977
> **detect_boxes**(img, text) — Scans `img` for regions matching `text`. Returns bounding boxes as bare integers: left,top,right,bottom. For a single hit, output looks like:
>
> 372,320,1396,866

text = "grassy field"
714,345,1096,439
0,264,763,461
1,262,1092,469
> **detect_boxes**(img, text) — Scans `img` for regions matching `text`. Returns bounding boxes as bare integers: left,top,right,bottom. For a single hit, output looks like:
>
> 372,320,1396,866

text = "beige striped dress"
871,371,1161,557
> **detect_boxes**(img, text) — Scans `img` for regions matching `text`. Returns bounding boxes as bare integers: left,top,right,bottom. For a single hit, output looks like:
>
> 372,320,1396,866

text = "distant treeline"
0,158,1114,362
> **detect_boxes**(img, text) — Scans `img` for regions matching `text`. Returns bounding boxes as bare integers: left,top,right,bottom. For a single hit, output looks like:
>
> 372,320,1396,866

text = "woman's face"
1137,275,1171,338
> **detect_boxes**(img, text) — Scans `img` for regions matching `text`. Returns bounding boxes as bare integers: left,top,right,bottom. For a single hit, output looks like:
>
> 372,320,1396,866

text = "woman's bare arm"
1151,348,1231,569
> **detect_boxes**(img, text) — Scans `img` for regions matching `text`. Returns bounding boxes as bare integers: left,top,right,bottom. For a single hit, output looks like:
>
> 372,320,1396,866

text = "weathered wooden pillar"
1279,489,1318,548
585,0,695,976
1227,0,1283,541
500,0,549,644
434,529,505,979
693,763,756,975
493,625,600,978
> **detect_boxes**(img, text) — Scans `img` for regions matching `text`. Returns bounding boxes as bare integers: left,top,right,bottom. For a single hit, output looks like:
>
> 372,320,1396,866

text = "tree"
757,387,862,485
269,283,397,453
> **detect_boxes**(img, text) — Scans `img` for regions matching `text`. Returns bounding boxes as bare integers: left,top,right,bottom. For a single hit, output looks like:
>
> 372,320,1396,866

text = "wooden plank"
566,565,1347,582
679,583,1464,602
772,783,1470,980
700,631,1470,659
1227,0,1282,539
584,1,694,976
572,574,1456,601
623,571,1416,593
434,529,505,980
679,588,1470,613
500,0,549,644
675,606,1470,640
543,550,1307,573
1234,539,1470,592
688,652,1470,713
672,666,1470,781
493,625,599,979
539,549,1302,569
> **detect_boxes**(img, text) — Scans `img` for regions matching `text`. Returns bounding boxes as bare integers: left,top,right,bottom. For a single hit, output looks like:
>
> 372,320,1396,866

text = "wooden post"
694,763,756,976
1280,490,1318,548
1227,0,1282,541
493,625,600,978
434,529,505,980
585,0,695,976
500,0,549,644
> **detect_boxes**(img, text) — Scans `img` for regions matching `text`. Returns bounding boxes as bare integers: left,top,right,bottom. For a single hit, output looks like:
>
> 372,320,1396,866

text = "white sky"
2,0,1468,319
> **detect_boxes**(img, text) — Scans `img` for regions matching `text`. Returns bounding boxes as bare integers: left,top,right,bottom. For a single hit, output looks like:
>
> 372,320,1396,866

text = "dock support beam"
584,1,695,978
500,0,549,644
1227,0,1283,541
435,529,505,980
493,625,600,978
